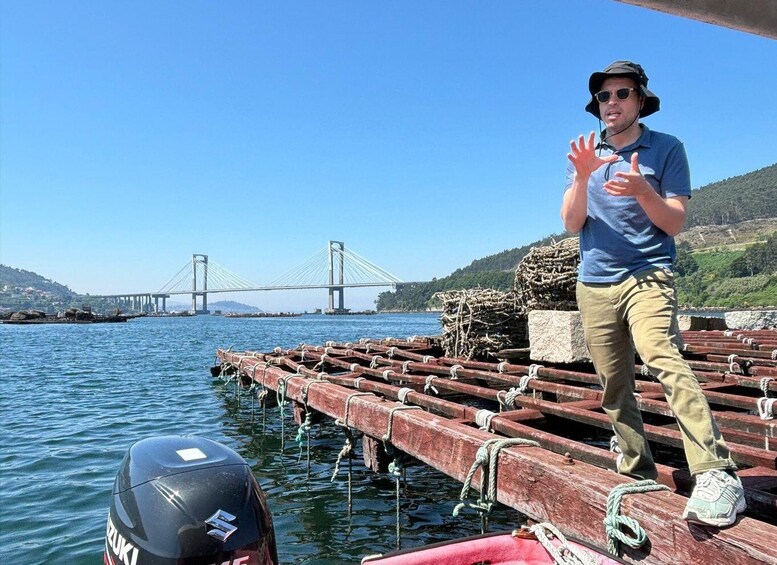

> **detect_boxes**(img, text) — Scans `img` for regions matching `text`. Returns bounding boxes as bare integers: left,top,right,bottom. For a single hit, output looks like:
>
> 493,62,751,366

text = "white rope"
370,355,381,369
475,409,497,432
382,369,395,381
728,354,740,374
423,355,434,363
498,387,521,410
724,330,733,337
386,347,396,359
527,522,598,565
365,343,372,354
497,361,509,373
397,387,414,404
772,349,777,360
354,377,366,389
518,375,537,393
528,364,543,379
402,360,412,374
761,377,774,397
757,397,775,420
450,364,464,380
350,363,359,372
424,375,438,395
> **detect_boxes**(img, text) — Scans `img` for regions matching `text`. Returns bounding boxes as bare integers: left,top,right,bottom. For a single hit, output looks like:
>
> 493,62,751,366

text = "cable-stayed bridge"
95,241,417,314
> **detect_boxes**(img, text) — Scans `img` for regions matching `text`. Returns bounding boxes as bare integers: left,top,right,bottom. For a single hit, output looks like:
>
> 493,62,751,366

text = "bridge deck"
215,329,777,564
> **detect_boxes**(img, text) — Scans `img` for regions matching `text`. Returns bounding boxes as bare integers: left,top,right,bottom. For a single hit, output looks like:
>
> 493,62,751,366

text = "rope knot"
604,480,669,556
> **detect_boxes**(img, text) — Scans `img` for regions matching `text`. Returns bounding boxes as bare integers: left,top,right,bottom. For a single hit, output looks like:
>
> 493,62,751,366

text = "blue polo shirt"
564,125,691,283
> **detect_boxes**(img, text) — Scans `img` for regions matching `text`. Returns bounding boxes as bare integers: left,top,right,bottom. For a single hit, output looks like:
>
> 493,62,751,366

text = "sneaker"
683,469,746,527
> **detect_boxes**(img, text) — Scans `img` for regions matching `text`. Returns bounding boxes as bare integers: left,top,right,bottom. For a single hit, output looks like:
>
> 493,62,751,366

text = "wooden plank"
218,351,777,564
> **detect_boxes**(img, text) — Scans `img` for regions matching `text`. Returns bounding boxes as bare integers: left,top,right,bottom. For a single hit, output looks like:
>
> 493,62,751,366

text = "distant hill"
209,300,260,313
685,163,777,227
0,265,75,299
0,265,263,314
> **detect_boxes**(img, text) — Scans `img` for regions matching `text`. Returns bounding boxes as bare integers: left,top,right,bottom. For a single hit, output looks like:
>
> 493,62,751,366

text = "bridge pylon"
191,254,209,314
327,241,346,313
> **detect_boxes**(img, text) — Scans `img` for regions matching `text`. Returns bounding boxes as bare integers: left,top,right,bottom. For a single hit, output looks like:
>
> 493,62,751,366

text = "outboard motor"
105,435,277,565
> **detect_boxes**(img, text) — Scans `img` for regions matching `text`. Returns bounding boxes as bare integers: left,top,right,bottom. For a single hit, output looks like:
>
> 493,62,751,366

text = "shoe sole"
683,498,747,527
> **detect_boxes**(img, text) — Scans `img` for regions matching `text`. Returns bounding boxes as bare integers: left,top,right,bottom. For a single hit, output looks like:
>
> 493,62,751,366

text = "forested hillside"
377,163,777,311
685,163,777,227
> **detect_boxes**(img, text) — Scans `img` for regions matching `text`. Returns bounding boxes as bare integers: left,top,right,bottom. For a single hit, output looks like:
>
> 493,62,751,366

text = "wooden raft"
215,329,777,565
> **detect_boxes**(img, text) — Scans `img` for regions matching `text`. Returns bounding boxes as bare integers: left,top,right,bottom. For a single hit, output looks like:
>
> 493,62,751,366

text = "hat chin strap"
600,112,640,148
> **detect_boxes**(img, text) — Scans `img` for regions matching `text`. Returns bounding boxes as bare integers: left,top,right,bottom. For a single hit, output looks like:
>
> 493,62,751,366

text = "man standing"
561,60,746,527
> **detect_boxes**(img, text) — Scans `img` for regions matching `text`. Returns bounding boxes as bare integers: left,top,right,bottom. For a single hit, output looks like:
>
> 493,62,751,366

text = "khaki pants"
576,267,736,479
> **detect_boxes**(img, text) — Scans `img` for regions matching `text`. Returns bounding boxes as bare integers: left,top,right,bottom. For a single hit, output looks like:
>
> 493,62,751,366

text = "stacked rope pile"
435,288,527,360
514,237,580,311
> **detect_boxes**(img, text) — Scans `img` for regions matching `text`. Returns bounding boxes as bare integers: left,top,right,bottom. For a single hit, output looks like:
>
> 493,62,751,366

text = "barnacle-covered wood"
515,238,580,311
435,289,527,360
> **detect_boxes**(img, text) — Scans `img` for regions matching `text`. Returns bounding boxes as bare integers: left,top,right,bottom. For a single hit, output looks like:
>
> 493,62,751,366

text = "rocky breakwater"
1,308,129,324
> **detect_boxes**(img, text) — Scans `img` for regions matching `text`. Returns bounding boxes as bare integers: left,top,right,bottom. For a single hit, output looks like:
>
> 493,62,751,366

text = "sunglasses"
595,87,637,103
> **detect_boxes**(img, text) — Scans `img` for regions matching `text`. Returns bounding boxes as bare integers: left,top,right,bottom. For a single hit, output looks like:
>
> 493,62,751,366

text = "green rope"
382,405,422,448
453,437,539,526
295,380,325,461
332,393,372,481
604,480,669,556
276,374,297,452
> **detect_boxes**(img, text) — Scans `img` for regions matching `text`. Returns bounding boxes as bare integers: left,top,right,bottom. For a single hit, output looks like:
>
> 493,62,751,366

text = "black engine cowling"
105,435,277,565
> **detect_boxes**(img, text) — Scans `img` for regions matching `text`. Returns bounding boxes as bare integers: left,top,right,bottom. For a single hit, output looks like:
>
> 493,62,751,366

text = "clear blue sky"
2,1,775,310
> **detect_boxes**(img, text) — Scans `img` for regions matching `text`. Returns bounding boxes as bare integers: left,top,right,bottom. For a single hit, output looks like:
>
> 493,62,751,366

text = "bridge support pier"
191,254,210,314
327,241,349,313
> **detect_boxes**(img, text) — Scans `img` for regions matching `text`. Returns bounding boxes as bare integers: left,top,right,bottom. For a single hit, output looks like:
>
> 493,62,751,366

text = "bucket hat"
585,60,660,119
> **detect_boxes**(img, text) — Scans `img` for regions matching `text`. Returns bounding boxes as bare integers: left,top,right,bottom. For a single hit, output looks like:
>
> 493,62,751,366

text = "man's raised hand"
567,131,618,178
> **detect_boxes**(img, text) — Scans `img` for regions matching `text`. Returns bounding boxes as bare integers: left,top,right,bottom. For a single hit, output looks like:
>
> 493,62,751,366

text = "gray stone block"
724,310,777,331
677,315,728,331
528,310,590,363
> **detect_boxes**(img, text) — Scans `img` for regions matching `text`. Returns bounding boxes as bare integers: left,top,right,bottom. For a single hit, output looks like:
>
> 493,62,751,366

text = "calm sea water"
0,313,522,564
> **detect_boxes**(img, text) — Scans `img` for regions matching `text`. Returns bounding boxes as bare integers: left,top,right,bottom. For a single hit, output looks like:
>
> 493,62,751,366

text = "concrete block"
724,310,777,331
528,310,590,363
677,315,728,331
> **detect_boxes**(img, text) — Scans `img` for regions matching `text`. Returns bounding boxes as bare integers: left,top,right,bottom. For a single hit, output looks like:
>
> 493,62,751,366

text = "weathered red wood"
501,394,777,469
217,350,777,564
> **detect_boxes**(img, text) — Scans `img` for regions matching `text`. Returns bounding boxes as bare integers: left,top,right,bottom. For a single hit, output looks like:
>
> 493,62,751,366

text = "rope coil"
397,387,414,404
497,387,521,410
728,354,742,374
453,437,540,521
475,409,497,432
757,397,775,420
762,377,775,397
603,480,669,556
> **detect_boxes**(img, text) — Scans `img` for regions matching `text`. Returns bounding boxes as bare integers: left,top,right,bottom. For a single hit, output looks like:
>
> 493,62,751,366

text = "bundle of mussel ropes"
436,238,580,360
